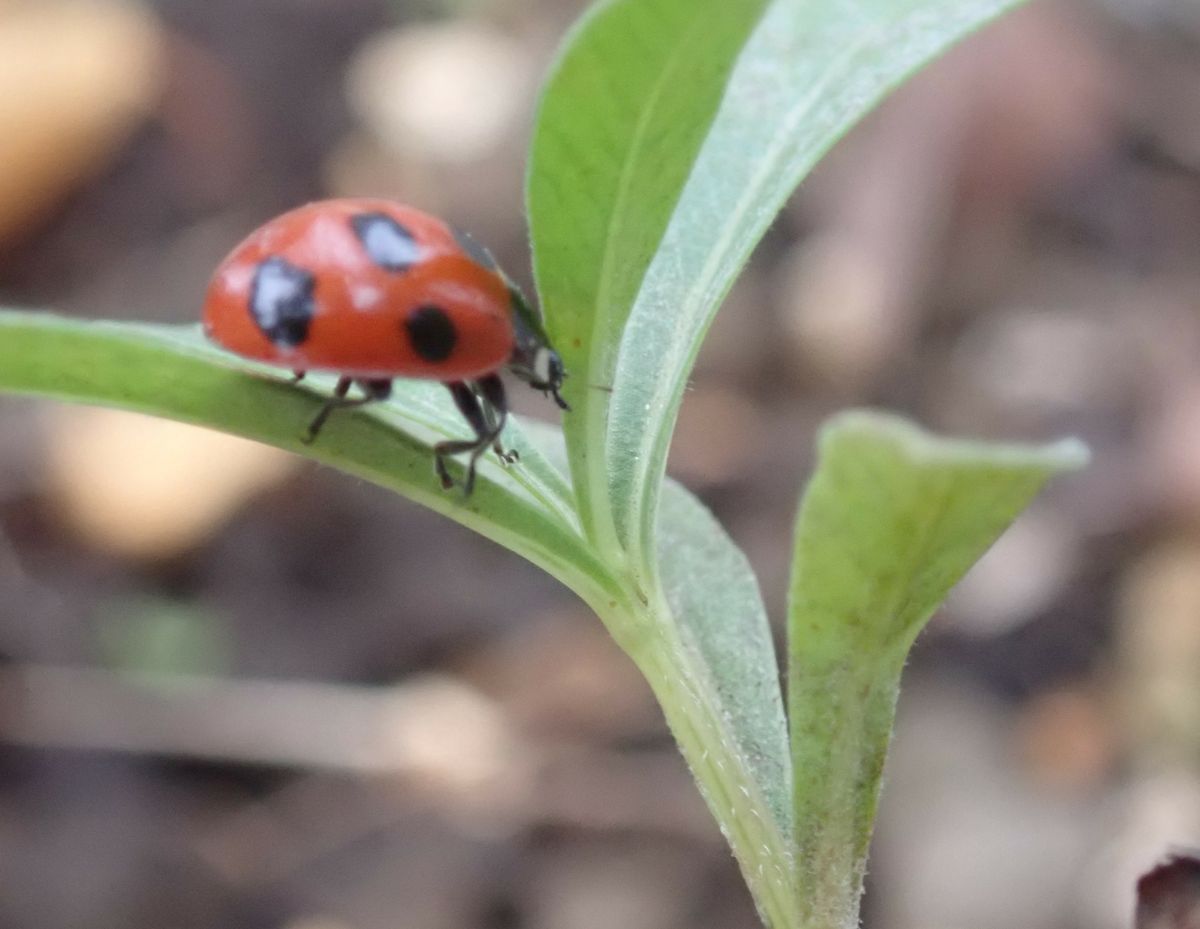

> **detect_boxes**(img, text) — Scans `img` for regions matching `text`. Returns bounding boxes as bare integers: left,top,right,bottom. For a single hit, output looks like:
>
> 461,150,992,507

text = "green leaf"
0,311,620,610
787,410,1088,929
526,0,770,551
607,0,1032,573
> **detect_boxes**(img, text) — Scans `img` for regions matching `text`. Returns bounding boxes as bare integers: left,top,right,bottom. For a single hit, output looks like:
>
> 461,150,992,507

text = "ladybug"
202,199,567,494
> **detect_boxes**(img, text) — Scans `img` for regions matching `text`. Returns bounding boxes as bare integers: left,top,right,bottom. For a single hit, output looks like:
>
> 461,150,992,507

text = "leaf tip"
818,408,1090,474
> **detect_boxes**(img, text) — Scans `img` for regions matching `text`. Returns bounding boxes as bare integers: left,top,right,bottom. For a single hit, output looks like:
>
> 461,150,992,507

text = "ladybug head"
507,285,569,411
511,341,568,410
526,346,568,410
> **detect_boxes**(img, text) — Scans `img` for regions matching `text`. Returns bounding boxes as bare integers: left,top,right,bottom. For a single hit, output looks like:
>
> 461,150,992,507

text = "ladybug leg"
478,374,518,465
435,382,489,493
303,376,352,443
289,369,306,384
302,377,391,444
435,376,512,494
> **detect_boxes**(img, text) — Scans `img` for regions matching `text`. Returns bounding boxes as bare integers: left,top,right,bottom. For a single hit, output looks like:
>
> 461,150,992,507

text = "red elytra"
201,198,567,494
202,198,515,380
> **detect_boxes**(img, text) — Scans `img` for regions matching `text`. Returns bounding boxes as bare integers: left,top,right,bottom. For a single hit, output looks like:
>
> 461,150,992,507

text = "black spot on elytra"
250,257,315,347
452,226,498,271
405,305,457,362
351,213,420,272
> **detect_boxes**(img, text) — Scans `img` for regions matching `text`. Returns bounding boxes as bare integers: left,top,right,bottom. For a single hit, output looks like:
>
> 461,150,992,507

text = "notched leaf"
791,409,1088,652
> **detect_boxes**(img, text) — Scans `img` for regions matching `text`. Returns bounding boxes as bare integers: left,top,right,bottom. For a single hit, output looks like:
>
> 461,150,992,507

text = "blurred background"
0,0,1198,927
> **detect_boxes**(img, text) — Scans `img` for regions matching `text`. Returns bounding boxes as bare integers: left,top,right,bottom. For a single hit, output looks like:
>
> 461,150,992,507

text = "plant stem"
788,645,907,929
603,601,798,929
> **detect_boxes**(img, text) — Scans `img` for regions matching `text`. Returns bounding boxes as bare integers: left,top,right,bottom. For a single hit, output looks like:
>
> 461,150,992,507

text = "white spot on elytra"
222,264,254,294
351,284,384,311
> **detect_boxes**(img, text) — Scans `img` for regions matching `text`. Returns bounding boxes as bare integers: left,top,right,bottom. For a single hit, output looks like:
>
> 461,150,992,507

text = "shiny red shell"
202,199,515,380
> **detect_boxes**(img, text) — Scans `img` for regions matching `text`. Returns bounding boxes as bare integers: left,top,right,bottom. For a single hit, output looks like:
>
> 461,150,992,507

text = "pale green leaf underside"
786,410,1087,926
0,311,620,608
608,0,1034,572
657,480,791,837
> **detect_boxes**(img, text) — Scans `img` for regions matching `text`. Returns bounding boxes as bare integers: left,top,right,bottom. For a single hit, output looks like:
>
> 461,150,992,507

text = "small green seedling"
0,0,1086,926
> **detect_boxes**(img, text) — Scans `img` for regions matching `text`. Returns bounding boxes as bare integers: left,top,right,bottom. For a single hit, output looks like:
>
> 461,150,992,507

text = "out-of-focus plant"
0,1,1087,926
